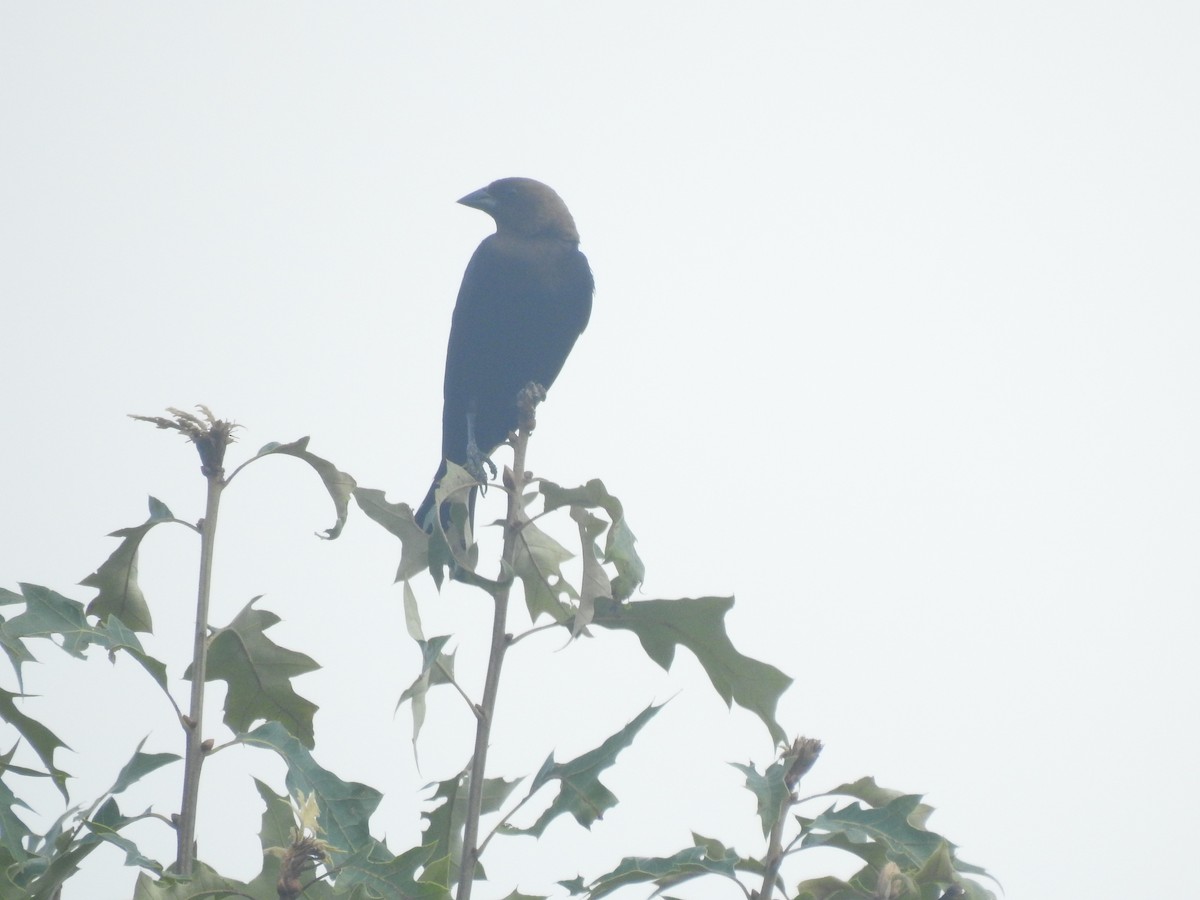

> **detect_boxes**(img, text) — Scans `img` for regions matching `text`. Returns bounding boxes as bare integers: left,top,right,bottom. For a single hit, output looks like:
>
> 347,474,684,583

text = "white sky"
2,3,1198,898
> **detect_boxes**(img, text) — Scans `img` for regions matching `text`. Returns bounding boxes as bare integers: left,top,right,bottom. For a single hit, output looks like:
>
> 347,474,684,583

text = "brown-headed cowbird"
416,178,594,529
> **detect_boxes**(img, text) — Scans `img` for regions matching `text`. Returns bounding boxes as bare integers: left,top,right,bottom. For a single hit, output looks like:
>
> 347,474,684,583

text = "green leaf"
0,768,35,862
730,759,789,838
506,704,661,837
584,845,740,900
107,737,178,795
335,840,449,900
539,478,644,601
241,721,382,868
243,779,337,899
4,583,92,661
94,615,171,694
251,437,357,539
0,687,71,798
421,767,520,882
132,861,258,899
805,795,943,868
81,497,185,632
397,635,457,747
86,798,164,874
190,599,320,747
794,874,861,900
592,595,791,744
354,487,432,583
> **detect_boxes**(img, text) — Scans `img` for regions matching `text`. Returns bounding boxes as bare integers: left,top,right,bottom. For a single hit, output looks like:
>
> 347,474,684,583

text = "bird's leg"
465,409,498,489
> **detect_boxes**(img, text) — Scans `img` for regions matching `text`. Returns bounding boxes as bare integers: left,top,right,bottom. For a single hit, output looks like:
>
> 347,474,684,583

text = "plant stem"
455,418,532,900
175,469,224,874
758,738,823,900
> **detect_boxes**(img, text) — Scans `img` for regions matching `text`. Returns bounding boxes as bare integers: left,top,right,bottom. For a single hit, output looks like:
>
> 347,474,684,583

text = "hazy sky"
2,4,1198,898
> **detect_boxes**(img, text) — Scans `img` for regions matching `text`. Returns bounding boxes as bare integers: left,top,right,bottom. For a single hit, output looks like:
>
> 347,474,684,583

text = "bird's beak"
457,186,496,212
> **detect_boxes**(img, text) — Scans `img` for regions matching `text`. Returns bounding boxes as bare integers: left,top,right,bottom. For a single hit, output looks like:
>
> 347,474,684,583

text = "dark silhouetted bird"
415,177,594,530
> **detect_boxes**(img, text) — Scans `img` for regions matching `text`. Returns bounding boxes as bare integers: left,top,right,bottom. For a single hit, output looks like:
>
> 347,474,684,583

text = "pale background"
2,3,1198,898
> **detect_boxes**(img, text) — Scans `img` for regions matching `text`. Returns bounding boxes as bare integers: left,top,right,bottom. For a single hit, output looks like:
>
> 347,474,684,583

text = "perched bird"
416,177,594,530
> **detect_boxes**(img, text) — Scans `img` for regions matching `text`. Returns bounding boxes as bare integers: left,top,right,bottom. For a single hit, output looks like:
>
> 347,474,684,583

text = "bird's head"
458,177,580,242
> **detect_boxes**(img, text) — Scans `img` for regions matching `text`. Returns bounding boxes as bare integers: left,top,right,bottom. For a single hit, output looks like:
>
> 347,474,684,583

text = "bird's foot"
465,439,498,488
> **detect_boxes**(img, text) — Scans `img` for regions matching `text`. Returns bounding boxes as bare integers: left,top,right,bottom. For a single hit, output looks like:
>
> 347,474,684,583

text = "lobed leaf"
592,595,791,744
191,600,320,747
81,495,186,632
505,704,661,837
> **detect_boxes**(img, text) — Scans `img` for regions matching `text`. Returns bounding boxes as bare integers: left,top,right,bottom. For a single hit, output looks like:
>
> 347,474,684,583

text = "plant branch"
455,385,541,900
758,737,823,900
175,468,224,874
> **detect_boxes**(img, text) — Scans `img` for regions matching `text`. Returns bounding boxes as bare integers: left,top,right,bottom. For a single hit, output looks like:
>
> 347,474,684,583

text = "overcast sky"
2,3,1198,898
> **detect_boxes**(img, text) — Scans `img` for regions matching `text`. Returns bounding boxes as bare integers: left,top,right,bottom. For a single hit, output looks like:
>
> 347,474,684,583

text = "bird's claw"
465,439,497,487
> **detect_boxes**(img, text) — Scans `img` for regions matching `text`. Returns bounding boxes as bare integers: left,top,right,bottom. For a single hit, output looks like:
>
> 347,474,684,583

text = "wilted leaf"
592,595,791,744
250,438,357,539
511,511,577,623
191,600,320,747
539,479,644,600
570,507,611,636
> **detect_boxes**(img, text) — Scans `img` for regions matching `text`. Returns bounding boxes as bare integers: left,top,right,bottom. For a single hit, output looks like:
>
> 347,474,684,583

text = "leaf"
729,759,789,838
794,874,860,900
511,510,576,623
592,595,791,744
354,487,432,583
132,861,259,899
805,795,943,869
505,704,661,837
0,687,71,797
584,845,740,900
3,583,92,661
569,507,611,637
191,599,320,747
241,721,382,867
0,769,35,862
107,737,178,795
81,496,184,632
397,636,457,746
252,437,357,539
244,779,337,899
421,767,520,882
539,479,644,601
86,798,164,874
335,840,449,900
94,615,171,694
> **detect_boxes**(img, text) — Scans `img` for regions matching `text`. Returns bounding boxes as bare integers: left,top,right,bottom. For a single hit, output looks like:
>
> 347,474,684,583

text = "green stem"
175,469,223,874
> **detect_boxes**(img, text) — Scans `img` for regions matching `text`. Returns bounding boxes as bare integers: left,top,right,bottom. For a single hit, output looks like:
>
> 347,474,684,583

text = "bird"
415,177,594,531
